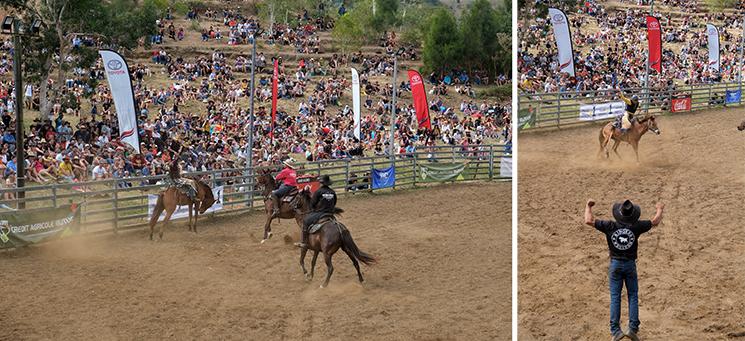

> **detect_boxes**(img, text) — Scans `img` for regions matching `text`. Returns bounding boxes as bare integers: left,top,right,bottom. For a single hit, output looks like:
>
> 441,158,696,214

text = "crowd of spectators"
0,4,509,191
519,0,745,95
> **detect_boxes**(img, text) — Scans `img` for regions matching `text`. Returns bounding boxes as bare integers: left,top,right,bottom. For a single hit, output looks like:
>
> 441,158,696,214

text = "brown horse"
255,170,308,243
148,178,215,240
297,191,376,288
598,115,661,162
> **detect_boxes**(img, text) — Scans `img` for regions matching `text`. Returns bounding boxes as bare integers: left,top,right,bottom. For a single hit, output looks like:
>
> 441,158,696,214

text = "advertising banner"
646,16,662,73
578,102,626,121
149,186,224,221
726,90,741,104
671,96,692,112
99,50,140,153
707,24,720,72
548,8,575,76
0,204,81,249
372,166,396,189
419,163,467,182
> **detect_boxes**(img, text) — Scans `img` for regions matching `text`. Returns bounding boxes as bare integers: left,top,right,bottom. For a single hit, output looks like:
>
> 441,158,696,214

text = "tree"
460,0,510,76
2,0,163,119
370,0,400,32
422,8,463,74
332,10,365,53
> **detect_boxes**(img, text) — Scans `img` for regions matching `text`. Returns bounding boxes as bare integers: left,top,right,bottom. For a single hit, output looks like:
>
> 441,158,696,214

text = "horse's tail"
149,194,165,227
339,225,376,266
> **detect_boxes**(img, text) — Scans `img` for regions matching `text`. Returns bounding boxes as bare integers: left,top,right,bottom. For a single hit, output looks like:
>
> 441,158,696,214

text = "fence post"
369,157,374,193
412,152,417,188
112,179,119,233
248,166,254,209
489,145,494,180
556,92,561,127
52,185,58,208
345,159,350,193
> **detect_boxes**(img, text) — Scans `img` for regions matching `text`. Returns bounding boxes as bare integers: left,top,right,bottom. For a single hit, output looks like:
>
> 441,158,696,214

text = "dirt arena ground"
519,108,745,340
0,182,510,341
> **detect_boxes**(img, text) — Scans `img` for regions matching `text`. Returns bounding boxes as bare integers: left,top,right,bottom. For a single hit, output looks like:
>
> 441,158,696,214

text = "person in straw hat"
270,158,298,217
585,199,665,341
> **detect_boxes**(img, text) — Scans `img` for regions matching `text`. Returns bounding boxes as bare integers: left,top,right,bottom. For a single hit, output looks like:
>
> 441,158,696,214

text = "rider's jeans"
608,258,639,335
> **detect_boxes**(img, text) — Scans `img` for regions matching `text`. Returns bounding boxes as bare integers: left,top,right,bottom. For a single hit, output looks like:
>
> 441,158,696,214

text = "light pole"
388,48,405,163
246,34,257,207
2,16,41,209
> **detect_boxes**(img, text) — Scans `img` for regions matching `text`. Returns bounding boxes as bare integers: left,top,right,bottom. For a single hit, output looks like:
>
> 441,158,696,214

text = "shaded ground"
1,182,510,341
518,109,745,340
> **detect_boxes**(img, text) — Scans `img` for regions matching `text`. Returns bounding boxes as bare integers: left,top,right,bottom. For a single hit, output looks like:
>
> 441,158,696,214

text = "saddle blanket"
309,216,338,234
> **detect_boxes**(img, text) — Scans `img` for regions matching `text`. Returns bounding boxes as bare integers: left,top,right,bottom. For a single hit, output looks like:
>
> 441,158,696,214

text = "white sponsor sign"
351,68,361,140
99,50,140,153
707,24,720,72
549,8,575,76
148,186,224,221
579,101,626,121
500,157,512,178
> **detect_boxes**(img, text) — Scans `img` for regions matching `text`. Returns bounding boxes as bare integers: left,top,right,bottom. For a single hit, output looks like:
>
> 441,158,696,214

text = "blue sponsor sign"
372,166,395,189
726,90,741,104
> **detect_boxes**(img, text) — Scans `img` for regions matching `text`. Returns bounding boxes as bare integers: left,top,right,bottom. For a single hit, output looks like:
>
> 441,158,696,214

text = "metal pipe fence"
518,82,744,129
0,144,510,235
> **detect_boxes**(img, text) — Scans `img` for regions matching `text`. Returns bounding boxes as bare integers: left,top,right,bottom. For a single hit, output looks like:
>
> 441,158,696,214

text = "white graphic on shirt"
611,228,635,251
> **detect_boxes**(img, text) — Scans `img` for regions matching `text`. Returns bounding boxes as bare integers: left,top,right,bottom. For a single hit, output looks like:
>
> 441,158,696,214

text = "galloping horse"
255,170,308,243
297,190,376,288
598,115,661,162
148,178,215,240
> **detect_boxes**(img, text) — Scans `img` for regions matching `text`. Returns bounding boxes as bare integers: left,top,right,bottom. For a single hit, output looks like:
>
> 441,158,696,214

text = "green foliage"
705,0,738,10
460,0,510,75
477,85,512,100
422,8,462,73
332,11,365,53
370,0,400,32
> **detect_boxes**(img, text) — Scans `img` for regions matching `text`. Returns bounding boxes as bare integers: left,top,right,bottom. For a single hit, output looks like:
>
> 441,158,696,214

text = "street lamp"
2,16,42,209
388,47,405,162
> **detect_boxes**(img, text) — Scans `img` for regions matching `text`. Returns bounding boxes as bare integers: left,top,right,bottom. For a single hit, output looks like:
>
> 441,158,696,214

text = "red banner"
407,70,431,129
671,96,691,112
646,16,662,74
271,59,278,141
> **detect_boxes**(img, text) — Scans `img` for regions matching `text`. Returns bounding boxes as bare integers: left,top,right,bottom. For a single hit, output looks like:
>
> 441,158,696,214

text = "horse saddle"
282,187,299,202
171,178,198,200
309,215,336,234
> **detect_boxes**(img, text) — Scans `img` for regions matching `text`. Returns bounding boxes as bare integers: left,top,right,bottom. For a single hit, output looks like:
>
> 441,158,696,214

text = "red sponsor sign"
407,70,431,129
646,16,662,74
671,96,691,112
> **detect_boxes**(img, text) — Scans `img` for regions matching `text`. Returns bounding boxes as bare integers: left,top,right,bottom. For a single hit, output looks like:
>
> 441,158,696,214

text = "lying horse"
148,178,215,240
256,170,308,243
598,115,661,162
297,190,376,288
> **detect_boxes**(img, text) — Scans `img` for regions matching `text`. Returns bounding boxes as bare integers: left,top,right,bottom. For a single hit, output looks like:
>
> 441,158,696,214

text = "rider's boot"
295,226,309,249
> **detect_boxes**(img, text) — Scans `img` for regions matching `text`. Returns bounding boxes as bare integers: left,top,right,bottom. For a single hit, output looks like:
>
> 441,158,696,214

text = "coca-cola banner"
671,96,692,112
646,16,662,74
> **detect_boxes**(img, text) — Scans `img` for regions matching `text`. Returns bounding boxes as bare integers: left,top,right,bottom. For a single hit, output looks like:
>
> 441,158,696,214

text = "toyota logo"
552,14,565,24
107,60,123,70
648,21,659,30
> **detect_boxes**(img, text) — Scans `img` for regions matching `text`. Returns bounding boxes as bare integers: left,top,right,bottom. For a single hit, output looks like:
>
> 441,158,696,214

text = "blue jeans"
609,258,639,335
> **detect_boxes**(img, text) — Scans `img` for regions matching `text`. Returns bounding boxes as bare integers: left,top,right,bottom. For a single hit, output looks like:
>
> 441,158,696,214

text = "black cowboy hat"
320,175,332,186
612,200,641,224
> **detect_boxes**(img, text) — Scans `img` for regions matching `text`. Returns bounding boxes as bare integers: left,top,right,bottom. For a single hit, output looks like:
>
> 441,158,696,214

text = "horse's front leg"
310,250,319,280
193,204,199,234
612,140,622,160
632,141,640,163
261,211,274,244
300,247,310,281
188,203,193,232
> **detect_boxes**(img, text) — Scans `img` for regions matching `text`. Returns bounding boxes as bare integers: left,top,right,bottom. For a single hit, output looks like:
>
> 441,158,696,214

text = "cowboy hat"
283,158,296,169
612,200,641,224
319,174,332,186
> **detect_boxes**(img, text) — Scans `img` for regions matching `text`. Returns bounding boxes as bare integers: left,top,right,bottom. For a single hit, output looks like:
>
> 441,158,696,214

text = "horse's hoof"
319,284,325,289
260,239,266,244
305,274,312,281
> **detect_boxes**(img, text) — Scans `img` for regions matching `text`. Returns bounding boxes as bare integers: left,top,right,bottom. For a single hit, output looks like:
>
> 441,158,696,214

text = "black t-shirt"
594,219,653,260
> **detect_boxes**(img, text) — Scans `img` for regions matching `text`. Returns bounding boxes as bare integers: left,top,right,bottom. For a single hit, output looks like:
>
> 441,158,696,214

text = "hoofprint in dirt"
0,182,510,341
518,108,745,340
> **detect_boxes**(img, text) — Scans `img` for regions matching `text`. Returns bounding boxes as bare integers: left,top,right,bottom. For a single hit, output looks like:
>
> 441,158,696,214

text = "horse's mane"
638,115,654,123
